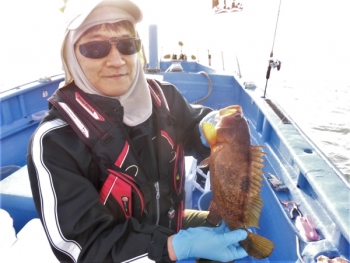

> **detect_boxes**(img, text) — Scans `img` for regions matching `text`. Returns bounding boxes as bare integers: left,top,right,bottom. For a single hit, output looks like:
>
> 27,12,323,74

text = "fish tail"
238,231,274,259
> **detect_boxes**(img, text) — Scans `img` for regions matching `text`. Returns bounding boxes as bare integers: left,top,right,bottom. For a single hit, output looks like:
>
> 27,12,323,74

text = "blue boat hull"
1,63,349,261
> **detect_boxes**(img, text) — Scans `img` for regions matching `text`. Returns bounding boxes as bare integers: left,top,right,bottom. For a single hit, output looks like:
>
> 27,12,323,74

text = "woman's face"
75,24,138,97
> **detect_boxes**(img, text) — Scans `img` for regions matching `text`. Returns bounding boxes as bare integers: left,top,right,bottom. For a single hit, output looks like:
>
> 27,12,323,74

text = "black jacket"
27,81,211,262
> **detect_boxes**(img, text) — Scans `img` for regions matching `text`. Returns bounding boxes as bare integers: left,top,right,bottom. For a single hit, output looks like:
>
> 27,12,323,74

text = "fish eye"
234,114,242,120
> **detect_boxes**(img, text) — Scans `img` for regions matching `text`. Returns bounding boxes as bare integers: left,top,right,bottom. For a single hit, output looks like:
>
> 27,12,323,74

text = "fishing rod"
263,0,282,98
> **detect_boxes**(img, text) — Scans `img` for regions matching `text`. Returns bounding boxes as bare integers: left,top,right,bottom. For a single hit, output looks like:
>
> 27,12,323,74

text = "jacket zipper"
154,181,160,225
174,145,184,232
107,169,145,216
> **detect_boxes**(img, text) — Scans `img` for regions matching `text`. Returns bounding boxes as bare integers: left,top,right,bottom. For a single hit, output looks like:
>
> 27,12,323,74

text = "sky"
134,0,350,88
1,0,349,89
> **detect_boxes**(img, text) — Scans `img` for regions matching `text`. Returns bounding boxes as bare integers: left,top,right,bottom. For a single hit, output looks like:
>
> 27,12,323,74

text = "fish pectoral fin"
201,122,217,146
198,157,210,168
206,201,222,226
239,231,274,259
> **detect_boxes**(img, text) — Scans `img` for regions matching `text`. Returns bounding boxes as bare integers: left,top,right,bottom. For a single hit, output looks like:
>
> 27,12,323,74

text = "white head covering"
61,0,152,126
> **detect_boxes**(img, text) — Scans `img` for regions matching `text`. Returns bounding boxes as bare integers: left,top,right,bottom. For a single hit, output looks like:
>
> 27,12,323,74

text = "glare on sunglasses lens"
79,38,141,58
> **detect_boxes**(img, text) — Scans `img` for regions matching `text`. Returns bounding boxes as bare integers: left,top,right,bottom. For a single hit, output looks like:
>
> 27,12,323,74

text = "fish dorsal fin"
201,122,217,146
244,145,266,227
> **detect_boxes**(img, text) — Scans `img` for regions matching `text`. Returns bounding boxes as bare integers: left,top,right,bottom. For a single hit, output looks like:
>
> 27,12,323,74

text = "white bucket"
198,191,213,211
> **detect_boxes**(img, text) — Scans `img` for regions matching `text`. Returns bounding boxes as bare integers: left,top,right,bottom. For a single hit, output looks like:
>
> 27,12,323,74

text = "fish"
199,105,274,259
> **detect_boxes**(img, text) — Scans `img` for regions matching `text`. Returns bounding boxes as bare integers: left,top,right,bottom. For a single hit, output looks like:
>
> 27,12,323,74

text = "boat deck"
1,69,349,262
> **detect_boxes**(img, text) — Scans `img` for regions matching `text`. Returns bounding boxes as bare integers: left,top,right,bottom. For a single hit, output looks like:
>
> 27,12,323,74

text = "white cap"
64,0,142,30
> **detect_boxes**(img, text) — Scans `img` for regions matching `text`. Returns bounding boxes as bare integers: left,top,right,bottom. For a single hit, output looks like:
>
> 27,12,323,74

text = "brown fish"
199,105,274,259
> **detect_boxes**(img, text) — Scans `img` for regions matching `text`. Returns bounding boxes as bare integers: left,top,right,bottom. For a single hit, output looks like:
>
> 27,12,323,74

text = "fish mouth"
218,105,243,119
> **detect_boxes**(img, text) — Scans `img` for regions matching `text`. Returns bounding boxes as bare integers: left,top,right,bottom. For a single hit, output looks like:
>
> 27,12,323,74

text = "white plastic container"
0,209,17,251
193,168,211,193
184,157,197,209
31,110,48,121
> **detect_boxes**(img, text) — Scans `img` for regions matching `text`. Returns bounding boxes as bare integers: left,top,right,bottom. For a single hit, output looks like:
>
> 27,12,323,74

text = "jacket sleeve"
27,117,173,263
160,81,212,162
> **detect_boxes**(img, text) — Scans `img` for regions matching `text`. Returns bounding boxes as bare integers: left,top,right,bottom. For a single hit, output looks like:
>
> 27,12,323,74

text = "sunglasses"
76,37,141,59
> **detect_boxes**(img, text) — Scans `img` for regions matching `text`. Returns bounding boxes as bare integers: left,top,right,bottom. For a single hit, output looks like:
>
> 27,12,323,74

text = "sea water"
0,0,349,179
192,0,350,179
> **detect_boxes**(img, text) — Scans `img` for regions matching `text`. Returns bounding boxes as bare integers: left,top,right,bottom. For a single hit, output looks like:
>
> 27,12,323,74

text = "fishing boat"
0,19,349,263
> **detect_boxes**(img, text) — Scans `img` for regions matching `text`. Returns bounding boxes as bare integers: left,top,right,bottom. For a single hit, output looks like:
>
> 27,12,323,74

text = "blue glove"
199,111,218,147
212,220,231,234
172,226,248,261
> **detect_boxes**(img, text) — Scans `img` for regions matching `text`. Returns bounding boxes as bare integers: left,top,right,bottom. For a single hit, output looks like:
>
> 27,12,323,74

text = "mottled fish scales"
200,105,274,259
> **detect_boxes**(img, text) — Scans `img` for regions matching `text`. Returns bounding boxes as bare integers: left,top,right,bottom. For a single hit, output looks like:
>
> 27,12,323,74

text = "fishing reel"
268,58,281,71
263,56,282,97
265,57,281,80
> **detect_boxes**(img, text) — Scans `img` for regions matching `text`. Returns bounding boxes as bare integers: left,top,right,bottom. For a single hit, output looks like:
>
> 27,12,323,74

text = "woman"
27,0,248,262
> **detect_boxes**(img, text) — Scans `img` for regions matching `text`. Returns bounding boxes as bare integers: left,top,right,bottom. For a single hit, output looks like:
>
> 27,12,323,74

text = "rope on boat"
296,236,306,263
192,71,213,104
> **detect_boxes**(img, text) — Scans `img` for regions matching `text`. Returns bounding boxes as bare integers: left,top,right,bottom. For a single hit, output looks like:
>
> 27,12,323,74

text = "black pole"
264,0,282,98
